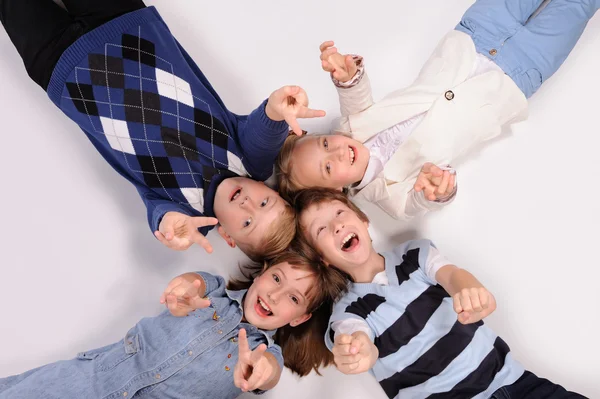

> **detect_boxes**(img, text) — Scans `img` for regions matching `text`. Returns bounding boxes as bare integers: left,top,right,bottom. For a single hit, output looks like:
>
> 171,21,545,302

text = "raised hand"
234,328,277,392
453,287,496,324
414,162,457,201
155,212,218,252
159,272,210,317
265,85,326,135
319,40,358,83
332,331,378,375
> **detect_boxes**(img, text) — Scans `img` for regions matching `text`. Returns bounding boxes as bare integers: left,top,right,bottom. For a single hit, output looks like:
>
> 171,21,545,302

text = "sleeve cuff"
254,99,290,135
151,203,194,232
332,55,365,88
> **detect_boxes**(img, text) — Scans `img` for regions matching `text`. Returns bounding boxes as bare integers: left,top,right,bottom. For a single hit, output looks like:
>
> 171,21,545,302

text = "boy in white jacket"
277,0,599,220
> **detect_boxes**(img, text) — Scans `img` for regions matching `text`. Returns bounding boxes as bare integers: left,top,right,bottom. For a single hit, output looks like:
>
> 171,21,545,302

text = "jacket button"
489,48,497,56
444,90,454,101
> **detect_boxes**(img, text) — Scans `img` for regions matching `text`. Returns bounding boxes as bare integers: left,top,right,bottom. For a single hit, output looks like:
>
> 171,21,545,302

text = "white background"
1,0,599,397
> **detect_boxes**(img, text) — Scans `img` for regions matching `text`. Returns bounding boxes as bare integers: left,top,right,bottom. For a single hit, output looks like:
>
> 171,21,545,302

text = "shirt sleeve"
324,292,373,351
192,271,225,297
333,57,374,118
234,100,289,180
136,185,195,232
331,318,375,341
394,240,451,285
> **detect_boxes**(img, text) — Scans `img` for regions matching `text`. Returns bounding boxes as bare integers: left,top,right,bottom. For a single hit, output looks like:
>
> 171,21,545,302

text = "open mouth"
341,232,360,252
349,146,356,165
230,187,242,202
254,296,273,317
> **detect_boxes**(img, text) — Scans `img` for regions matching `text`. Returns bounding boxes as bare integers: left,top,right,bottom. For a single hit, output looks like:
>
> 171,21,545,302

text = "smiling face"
291,134,370,190
244,261,314,330
213,177,288,252
300,200,373,276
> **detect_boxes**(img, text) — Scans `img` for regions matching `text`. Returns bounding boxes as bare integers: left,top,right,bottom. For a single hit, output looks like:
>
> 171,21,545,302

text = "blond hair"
276,134,306,203
238,202,297,262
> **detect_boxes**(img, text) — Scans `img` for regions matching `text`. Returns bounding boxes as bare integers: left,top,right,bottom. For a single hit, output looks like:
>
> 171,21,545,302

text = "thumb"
458,311,471,324
190,296,211,310
162,223,175,241
335,333,353,346
350,333,366,354
191,217,218,228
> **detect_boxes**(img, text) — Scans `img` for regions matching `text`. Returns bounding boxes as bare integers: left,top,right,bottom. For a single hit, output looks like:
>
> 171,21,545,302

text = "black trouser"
491,371,587,399
0,0,145,90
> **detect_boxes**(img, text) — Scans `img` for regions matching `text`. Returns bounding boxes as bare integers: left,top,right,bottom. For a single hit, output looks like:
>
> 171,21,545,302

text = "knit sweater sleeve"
136,185,196,233
233,100,289,180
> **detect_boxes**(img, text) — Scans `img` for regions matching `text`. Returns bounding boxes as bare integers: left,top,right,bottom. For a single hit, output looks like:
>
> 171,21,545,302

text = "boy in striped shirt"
294,188,584,399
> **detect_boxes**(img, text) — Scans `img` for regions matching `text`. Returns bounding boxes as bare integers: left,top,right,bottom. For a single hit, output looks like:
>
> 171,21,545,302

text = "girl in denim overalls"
0,252,348,399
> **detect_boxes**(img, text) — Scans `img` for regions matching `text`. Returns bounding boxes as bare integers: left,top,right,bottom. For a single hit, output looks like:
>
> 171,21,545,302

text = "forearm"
258,352,282,390
438,265,485,297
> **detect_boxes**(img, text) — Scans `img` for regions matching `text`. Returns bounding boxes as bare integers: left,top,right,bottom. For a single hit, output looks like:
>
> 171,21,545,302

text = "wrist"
181,272,203,284
265,101,284,122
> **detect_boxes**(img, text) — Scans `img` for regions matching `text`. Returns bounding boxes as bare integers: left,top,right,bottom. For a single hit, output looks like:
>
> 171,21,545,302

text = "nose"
333,220,345,235
267,288,282,304
240,196,256,211
336,144,345,161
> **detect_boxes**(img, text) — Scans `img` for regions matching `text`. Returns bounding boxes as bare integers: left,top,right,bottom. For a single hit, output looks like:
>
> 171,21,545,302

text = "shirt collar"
353,155,383,190
225,288,277,345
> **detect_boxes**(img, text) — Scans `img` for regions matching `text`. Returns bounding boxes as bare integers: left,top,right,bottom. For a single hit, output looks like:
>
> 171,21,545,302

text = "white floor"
1,0,599,397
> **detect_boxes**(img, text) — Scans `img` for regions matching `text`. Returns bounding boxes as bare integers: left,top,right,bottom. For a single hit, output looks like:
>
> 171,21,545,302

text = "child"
293,188,585,399
277,0,600,220
0,0,324,259
0,251,348,398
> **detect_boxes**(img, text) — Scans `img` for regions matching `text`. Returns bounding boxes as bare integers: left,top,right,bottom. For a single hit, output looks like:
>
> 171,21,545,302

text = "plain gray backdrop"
0,0,599,397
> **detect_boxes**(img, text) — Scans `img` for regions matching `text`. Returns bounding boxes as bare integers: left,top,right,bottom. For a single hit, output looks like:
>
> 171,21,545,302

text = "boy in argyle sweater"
0,0,325,260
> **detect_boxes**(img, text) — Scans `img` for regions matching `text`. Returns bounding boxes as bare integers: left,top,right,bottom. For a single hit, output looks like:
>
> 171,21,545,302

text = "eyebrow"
317,138,326,180
279,268,308,302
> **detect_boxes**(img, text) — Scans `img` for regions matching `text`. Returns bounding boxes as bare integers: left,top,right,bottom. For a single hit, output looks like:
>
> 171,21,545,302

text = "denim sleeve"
193,272,226,296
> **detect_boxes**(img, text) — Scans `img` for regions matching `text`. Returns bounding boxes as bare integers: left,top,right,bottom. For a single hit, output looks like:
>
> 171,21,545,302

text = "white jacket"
333,30,528,220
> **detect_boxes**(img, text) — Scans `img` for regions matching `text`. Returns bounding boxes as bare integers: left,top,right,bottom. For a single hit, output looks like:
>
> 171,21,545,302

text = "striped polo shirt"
326,240,524,399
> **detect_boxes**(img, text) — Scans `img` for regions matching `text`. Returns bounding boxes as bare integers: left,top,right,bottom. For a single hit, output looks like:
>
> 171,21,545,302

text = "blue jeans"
491,371,587,399
457,0,600,98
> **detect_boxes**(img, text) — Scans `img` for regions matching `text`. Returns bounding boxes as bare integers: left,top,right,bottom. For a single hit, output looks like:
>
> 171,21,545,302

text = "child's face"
244,261,313,330
300,200,372,275
214,177,287,249
292,134,370,190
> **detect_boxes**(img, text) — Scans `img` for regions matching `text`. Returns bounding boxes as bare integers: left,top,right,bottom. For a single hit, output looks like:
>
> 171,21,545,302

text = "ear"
336,186,344,192
217,226,236,248
320,257,330,267
289,312,312,327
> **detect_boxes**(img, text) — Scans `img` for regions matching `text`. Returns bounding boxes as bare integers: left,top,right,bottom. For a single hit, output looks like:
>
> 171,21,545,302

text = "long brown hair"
227,249,350,376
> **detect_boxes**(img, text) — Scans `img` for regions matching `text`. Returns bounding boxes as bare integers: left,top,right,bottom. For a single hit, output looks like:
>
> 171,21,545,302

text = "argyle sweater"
46,6,288,235
326,240,524,399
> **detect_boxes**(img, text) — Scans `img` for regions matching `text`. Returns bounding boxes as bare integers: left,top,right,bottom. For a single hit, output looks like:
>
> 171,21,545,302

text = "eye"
323,139,329,150
272,274,280,283
290,296,299,304
317,226,325,236
326,163,331,175
260,198,269,207
243,217,252,228
336,209,344,216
